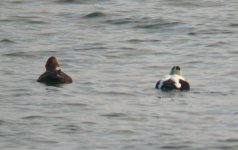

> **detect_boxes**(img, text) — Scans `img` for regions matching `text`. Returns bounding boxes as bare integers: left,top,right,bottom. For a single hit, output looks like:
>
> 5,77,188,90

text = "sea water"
0,0,238,149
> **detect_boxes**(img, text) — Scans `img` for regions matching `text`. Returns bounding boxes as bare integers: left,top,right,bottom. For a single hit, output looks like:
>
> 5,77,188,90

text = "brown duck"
37,56,72,84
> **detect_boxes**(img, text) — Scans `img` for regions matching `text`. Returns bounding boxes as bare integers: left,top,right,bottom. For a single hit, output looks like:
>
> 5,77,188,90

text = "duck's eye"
176,66,180,70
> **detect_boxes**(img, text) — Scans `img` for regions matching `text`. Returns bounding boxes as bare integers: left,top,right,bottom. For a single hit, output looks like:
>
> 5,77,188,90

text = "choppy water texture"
1,0,238,149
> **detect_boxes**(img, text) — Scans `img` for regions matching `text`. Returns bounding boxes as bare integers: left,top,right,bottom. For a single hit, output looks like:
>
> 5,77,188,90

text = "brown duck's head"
45,56,60,71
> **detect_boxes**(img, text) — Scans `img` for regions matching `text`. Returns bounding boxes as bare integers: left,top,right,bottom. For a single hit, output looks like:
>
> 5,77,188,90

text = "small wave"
21,115,44,120
0,19,13,22
57,0,106,4
0,39,15,44
218,138,238,143
187,60,204,64
187,32,197,35
160,145,189,149
104,18,134,25
63,103,88,107
57,124,81,134
58,0,75,3
188,29,233,36
10,16,49,24
229,51,238,54
22,115,66,121
134,22,181,29
112,129,137,135
57,0,83,3
83,12,106,18
206,41,228,47
208,91,229,96
82,81,94,85
126,39,160,43
100,91,135,96
105,17,183,30
3,50,57,57
164,1,223,8
82,121,97,125
4,52,34,57
0,120,5,125
27,137,58,144
27,20,49,24
190,90,231,97
101,112,127,118
10,1,29,4
230,23,238,27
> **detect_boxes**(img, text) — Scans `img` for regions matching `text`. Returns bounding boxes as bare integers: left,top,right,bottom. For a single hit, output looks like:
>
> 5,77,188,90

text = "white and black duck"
155,66,190,91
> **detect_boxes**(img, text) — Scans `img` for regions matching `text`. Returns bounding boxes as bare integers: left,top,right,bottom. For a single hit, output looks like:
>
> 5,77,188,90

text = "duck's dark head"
169,66,182,75
45,56,60,71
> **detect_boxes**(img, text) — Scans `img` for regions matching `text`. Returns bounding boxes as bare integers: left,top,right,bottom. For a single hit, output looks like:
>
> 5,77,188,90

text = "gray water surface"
0,0,238,150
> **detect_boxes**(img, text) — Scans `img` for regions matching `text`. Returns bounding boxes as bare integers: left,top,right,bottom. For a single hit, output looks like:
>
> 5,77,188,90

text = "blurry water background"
0,0,238,149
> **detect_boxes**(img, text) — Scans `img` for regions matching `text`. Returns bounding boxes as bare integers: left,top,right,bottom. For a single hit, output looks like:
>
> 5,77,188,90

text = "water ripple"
83,12,107,18
101,113,127,118
218,138,238,143
134,21,182,29
0,120,6,126
188,29,234,36
229,23,238,27
57,0,107,4
7,16,50,25
104,17,135,25
160,145,190,149
112,129,137,135
61,102,88,107
21,116,44,120
0,39,15,44
56,124,82,134
3,50,57,57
